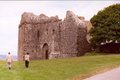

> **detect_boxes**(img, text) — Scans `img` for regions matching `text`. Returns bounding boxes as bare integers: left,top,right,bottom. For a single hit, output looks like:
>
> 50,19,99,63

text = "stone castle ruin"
18,11,91,60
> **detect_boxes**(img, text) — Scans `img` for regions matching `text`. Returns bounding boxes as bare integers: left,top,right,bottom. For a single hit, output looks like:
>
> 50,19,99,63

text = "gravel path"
84,67,120,80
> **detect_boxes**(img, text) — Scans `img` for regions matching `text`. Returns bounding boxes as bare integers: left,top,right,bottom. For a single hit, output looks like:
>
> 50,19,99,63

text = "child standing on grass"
24,52,30,68
6,52,13,70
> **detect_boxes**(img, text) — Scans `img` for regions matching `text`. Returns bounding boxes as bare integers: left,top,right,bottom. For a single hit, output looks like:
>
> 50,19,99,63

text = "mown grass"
0,55,120,80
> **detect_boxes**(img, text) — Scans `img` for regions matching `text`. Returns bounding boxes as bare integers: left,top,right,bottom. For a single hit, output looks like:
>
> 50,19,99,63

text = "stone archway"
42,43,49,59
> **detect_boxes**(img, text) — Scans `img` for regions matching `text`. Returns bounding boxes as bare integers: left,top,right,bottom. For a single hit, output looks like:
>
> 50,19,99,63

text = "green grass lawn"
0,55,120,80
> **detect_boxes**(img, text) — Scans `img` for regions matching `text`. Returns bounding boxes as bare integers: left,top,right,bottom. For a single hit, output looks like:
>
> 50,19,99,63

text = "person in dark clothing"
24,53,30,68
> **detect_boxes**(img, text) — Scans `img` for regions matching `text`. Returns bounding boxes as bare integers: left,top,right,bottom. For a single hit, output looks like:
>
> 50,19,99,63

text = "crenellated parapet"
19,12,61,27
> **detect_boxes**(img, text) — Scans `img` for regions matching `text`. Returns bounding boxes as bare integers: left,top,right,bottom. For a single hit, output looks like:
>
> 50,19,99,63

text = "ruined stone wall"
60,11,89,57
85,21,92,43
18,11,91,60
18,12,62,60
60,11,79,56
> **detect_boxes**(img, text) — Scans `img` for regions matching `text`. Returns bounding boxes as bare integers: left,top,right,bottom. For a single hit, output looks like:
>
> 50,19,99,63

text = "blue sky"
0,1,119,55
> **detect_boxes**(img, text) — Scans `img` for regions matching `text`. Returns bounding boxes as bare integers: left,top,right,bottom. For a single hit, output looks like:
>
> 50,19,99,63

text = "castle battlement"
20,12,61,26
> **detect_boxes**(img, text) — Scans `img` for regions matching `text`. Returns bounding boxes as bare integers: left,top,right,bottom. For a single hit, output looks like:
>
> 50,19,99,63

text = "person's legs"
25,60,29,68
27,61,29,68
8,62,11,70
26,61,29,68
25,60,27,68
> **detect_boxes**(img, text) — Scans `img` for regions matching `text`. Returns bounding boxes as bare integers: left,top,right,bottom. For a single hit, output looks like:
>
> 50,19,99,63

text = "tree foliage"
90,4,120,48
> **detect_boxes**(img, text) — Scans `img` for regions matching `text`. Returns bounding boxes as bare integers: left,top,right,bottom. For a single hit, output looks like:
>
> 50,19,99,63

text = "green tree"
90,4,120,49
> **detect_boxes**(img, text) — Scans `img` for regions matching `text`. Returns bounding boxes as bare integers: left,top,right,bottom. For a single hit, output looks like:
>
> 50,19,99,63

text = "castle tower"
18,11,91,60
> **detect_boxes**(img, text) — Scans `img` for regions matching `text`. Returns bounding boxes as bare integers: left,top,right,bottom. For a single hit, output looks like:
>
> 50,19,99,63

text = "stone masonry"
18,11,91,60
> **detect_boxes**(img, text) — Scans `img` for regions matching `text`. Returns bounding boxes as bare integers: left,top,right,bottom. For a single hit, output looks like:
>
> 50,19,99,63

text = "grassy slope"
0,55,120,80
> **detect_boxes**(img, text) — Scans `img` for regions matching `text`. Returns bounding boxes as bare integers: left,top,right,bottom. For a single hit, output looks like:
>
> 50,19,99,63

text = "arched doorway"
42,43,49,59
